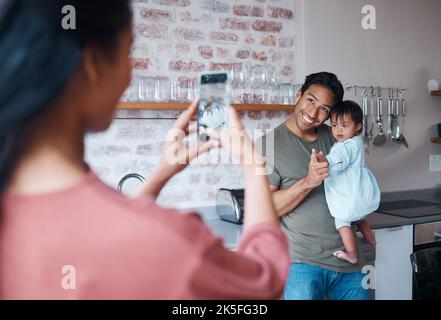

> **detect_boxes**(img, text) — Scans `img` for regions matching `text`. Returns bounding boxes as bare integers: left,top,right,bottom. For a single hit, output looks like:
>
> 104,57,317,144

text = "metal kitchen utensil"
368,87,378,141
387,88,394,141
361,88,370,153
392,95,401,141
373,88,386,145
398,97,409,148
392,88,401,141
373,123,386,145
398,132,409,147
391,89,408,148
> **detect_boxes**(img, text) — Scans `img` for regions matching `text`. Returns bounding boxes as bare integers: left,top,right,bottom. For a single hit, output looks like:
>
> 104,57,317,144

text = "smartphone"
197,71,231,142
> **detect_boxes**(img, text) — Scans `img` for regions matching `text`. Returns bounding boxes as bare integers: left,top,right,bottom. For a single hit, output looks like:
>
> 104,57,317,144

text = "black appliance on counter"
378,199,441,299
376,199,441,218
376,200,441,261
412,220,441,299
216,188,244,224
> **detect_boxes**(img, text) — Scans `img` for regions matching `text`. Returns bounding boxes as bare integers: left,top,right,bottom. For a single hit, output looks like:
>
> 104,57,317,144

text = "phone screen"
197,72,231,142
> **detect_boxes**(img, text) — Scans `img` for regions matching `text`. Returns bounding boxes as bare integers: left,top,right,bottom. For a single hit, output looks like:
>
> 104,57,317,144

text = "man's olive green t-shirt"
258,123,364,273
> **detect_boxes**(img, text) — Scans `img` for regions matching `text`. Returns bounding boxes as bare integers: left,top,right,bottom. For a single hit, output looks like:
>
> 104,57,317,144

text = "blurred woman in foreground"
0,0,289,299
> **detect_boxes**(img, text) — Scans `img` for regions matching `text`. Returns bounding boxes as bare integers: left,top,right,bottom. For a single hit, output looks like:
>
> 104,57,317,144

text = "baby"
324,100,380,264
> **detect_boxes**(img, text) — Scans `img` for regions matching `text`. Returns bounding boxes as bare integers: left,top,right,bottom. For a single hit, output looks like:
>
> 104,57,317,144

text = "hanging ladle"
373,88,386,145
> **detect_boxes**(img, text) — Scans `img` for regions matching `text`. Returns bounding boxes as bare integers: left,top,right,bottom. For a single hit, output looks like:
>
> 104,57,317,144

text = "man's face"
293,84,335,133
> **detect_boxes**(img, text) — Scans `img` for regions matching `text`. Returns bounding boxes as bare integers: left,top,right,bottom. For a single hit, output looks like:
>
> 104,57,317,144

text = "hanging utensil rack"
344,84,409,149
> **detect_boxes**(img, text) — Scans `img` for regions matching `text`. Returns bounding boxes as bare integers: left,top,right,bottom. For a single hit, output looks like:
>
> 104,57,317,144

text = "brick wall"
130,0,296,85
85,0,296,209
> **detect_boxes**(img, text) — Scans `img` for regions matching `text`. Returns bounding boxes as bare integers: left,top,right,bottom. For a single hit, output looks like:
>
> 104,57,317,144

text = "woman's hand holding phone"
207,108,266,172
135,101,277,230
208,108,278,229
133,100,217,199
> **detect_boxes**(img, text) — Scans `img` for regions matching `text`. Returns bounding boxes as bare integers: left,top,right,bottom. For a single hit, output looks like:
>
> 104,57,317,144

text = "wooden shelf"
431,137,441,143
431,90,441,96
118,102,293,111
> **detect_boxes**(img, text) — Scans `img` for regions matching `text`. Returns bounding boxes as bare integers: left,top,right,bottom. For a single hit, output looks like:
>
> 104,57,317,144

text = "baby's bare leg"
357,220,376,245
333,226,358,264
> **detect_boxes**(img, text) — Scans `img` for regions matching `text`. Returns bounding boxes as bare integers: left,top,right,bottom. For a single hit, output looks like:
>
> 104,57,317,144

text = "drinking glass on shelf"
138,77,145,101
233,92,242,104
187,78,196,102
153,77,161,102
288,84,296,104
242,62,251,90
159,77,170,102
251,64,263,89
253,94,264,104
242,93,253,104
231,64,240,89
170,79,178,102
261,65,274,104
269,67,280,88
174,80,181,102
193,77,199,101
231,72,240,103
124,78,138,102
145,77,155,102
271,85,281,104
231,64,242,103
176,79,187,102
279,83,291,105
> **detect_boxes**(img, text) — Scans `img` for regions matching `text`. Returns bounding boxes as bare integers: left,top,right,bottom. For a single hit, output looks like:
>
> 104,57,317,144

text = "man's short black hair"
330,100,364,134
300,72,344,107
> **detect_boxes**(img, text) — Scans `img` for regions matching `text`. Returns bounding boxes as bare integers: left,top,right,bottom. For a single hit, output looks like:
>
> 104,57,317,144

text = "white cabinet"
374,225,413,300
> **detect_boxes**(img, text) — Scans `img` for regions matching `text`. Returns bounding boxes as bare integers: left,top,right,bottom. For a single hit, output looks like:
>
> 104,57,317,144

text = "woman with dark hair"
0,1,289,299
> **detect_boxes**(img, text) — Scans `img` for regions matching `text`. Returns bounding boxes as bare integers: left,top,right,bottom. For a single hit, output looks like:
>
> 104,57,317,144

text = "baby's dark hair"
330,100,363,134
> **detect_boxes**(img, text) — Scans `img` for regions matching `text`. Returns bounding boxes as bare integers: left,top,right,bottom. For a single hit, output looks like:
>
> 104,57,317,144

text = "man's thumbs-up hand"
305,148,329,189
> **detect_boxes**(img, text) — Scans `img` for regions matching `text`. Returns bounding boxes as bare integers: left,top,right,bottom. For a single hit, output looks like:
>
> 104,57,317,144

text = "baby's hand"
305,149,329,188
317,151,328,163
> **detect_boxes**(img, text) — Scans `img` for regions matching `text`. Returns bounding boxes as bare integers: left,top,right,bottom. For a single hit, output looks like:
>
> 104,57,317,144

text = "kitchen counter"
367,211,441,230
368,187,441,229
202,211,441,250
194,187,441,249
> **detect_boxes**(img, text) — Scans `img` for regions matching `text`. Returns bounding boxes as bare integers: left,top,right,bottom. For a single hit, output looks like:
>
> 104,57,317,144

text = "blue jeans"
284,263,370,300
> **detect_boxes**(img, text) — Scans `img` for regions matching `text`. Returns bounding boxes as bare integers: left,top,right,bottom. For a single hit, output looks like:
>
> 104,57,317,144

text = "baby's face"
330,114,362,142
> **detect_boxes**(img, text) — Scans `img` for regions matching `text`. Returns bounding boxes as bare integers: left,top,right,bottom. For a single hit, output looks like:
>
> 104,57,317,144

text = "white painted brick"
87,1,295,209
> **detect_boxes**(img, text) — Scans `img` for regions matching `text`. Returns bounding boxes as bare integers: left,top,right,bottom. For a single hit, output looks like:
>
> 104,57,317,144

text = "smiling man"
258,72,369,300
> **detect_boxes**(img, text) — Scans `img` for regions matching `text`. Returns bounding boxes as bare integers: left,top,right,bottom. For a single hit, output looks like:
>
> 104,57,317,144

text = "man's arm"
270,149,329,217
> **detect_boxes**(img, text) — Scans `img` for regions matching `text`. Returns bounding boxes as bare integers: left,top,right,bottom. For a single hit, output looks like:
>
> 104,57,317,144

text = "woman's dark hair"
0,0,132,192
330,100,364,134
300,72,344,107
